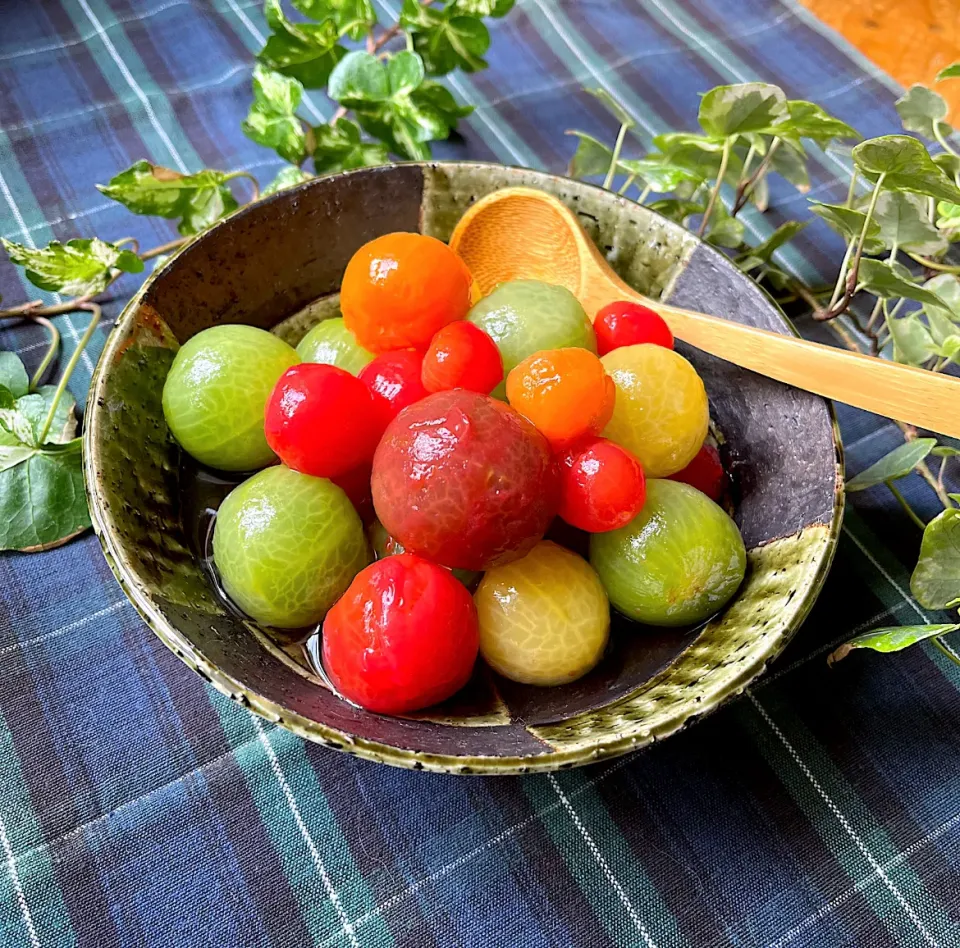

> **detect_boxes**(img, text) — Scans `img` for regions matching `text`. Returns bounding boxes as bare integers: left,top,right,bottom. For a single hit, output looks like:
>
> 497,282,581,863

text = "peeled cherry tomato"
668,442,726,502
359,349,429,426
322,553,480,714
422,321,503,394
341,232,473,352
594,301,674,355
506,347,615,448
264,363,382,478
558,437,646,532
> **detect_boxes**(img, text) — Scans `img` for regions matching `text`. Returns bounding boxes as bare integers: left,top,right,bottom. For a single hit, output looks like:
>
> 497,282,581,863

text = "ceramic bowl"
83,162,843,774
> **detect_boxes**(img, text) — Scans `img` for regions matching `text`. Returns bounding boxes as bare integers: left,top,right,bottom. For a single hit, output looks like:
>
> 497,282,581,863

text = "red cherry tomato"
558,437,646,532
331,461,374,524
421,321,504,394
264,363,382,478
322,553,480,714
668,442,725,501
359,349,429,425
594,301,674,355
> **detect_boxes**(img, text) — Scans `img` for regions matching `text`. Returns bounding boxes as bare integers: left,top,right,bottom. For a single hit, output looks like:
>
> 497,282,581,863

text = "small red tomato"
668,442,725,501
558,437,646,532
264,363,382,479
322,553,480,715
594,301,674,355
359,349,429,425
331,461,374,524
421,321,504,394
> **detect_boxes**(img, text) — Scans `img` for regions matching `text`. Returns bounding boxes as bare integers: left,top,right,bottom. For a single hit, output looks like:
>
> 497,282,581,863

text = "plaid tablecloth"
1,2,959,946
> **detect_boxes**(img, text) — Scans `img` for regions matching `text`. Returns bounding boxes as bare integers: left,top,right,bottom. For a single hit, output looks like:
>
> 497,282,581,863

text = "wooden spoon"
449,186,960,439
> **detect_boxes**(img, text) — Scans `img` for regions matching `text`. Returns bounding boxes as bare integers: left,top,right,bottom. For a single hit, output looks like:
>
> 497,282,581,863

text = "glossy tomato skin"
331,461,374,524
372,390,559,571
421,321,504,394
594,301,674,355
322,554,480,715
668,442,726,502
558,437,646,532
359,349,429,426
264,363,382,479
341,232,473,352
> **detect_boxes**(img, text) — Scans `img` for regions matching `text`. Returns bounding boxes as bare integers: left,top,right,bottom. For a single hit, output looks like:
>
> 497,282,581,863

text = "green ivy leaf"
328,49,390,104
829,623,960,663
388,50,427,96
937,63,960,81
935,200,960,238
0,388,87,552
293,0,376,40
566,130,616,177
1,237,143,296
242,65,307,164
401,0,490,75
651,132,743,184
451,0,514,16
0,353,29,399
584,88,635,129
259,0,345,88
857,258,944,307
932,445,960,457
895,84,952,140
852,135,960,204
887,312,937,366
262,166,313,197
845,438,936,491
698,82,788,138
313,117,389,172
770,139,810,191
98,161,239,236
808,202,884,254
781,99,860,145
618,157,701,193
742,220,807,264
872,191,947,256
911,507,960,608
645,197,705,225
922,274,960,344
705,201,745,249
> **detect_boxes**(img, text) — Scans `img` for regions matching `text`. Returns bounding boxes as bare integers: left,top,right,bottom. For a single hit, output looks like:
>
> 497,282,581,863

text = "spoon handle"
649,298,960,439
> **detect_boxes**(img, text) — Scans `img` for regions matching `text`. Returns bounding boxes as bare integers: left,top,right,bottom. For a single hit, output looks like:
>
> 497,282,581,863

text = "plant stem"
866,296,884,331
886,480,927,530
140,237,189,262
114,237,139,254
637,183,652,204
905,251,960,273
938,456,950,501
29,316,60,391
225,170,260,201
36,303,101,445
617,174,636,196
828,237,856,310
844,170,858,208
603,123,628,191
732,137,780,215
698,136,732,237
932,635,960,667
934,120,959,158
819,175,885,320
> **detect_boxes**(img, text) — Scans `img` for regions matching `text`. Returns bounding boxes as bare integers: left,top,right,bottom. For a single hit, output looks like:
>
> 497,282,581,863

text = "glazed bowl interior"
84,162,842,774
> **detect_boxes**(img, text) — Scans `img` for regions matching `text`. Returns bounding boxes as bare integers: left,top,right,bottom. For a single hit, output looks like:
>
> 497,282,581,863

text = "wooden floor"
799,0,960,120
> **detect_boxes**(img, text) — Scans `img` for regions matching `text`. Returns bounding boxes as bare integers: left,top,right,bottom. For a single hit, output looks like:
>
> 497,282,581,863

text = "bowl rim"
83,160,844,774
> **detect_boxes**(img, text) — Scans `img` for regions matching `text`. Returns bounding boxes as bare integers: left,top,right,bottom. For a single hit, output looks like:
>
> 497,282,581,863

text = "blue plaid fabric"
1,2,959,946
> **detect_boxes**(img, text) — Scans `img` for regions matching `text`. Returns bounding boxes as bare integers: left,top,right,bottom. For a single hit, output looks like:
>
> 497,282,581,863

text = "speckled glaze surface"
83,162,843,774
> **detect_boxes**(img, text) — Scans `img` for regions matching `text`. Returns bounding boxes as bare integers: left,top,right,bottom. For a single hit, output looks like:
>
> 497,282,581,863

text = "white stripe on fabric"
548,773,658,948
0,817,40,948
254,719,360,948
747,691,939,947
75,0,188,172
770,805,960,948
